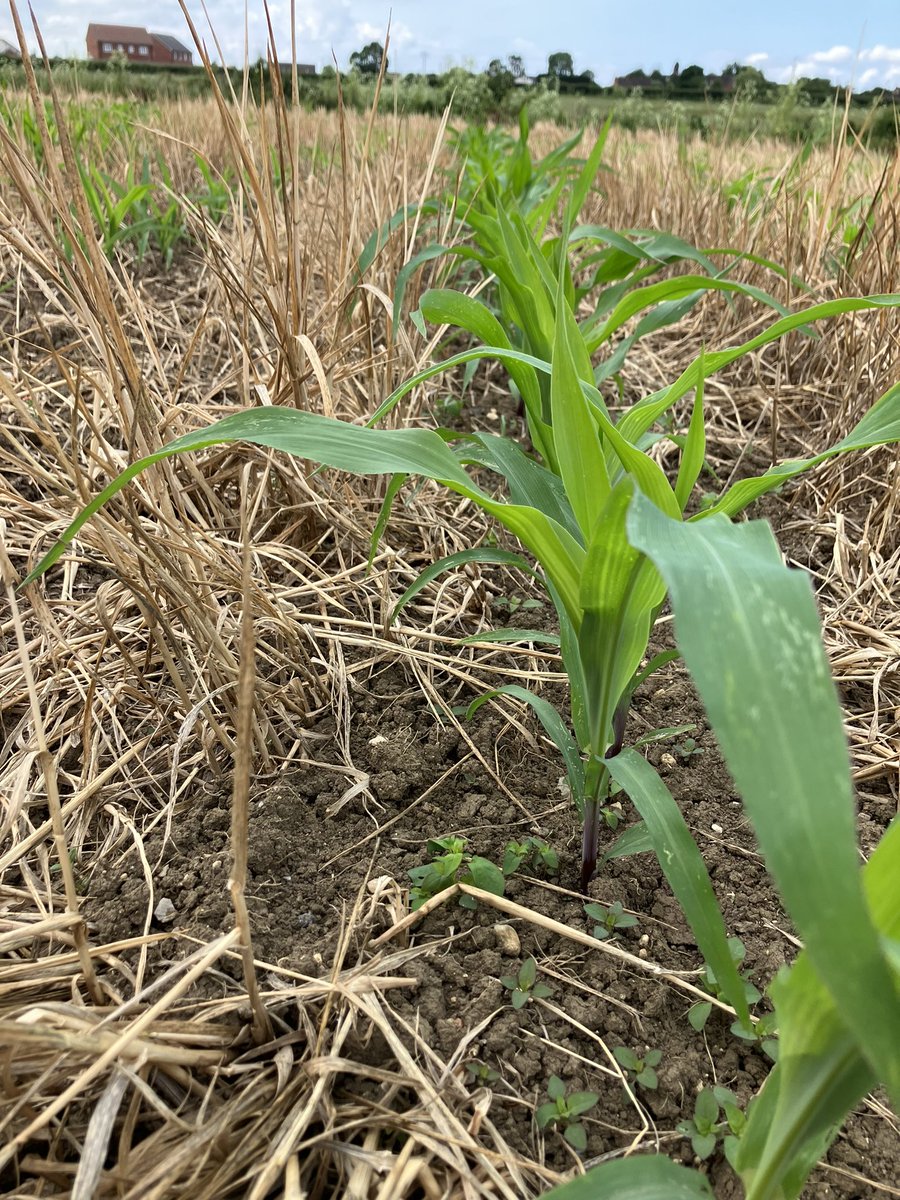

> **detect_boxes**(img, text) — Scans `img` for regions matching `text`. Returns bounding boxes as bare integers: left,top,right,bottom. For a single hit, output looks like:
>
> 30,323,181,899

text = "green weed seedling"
465,1060,500,1086
500,955,553,1009
584,899,637,941
677,1086,746,1164
731,1010,779,1062
535,1075,599,1153
492,594,543,617
675,735,704,760
688,937,760,1035
501,836,559,877
612,1045,662,1090
407,836,505,911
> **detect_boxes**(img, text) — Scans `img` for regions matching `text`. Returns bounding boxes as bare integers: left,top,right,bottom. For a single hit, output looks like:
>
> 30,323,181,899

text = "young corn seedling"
612,1045,662,1091
500,956,553,1009
535,1075,598,1153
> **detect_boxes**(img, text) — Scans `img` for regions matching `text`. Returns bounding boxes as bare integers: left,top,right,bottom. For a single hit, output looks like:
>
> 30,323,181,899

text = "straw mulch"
1,36,898,1198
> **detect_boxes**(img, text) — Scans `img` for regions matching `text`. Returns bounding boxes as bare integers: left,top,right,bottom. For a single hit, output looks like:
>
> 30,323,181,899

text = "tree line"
344,42,896,109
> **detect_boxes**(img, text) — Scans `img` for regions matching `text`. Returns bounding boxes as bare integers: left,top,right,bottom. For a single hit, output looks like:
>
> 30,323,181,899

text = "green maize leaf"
700,380,900,519
626,493,900,1098
579,482,644,613
456,433,574,537
565,115,611,229
704,245,815,293
364,343,564,429
738,816,900,1200
593,331,639,385
570,225,718,278
494,202,555,356
542,235,576,311
419,288,509,349
675,359,706,512
458,628,560,647
579,604,651,754
628,649,681,696
737,1067,838,1200
417,293,549,463
391,243,452,330
368,471,408,569
533,124,585,180
584,274,791,355
603,821,654,862
389,547,534,625
605,748,751,1028
543,1147,714,1199
632,292,705,336
580,255,661,298
550,589,590,753
466,684,584,803
833,376,900,447
590,392,681,519
512,209,565,317
551,279,608,537
578,483,662,746
356,199,439,277
618,295,900,447
21,407,586,625
593,294,709,385
508,106,532,196
111,182,153,226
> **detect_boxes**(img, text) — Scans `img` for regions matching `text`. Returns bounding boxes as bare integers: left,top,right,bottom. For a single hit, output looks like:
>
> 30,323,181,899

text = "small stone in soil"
493,924,521,955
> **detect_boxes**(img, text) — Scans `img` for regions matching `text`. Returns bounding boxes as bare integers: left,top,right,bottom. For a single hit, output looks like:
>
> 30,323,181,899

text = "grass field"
1,36,899,1200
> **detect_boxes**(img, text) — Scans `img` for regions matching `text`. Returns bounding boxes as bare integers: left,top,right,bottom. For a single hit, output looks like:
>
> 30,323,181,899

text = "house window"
101,41,112,51
127,44,134,53
138,45,148,55
116,43,124,50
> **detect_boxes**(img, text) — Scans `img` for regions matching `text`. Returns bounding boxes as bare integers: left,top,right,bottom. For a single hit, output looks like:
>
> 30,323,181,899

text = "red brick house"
85,24,193,66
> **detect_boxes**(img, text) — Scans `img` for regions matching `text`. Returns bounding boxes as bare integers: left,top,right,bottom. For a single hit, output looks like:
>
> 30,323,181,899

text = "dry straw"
1,6,898,1195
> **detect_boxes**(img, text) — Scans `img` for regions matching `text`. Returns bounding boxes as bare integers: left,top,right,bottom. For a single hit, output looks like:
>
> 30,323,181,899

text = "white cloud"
860,44,900,63
808,44,853,63
764,44,900,89
745,52,768,64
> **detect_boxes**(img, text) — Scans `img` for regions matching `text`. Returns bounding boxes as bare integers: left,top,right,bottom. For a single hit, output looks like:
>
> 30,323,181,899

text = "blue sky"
14,0,900,88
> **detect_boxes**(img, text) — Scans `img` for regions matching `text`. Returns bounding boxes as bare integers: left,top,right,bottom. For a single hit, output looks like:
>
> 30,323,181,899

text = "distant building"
85,24,193,66
0,37,22,59
274,61,317,77
614,71,650,90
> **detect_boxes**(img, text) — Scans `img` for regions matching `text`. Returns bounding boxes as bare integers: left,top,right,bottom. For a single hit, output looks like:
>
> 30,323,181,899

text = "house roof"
86,24,153,43
152,33,191,55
